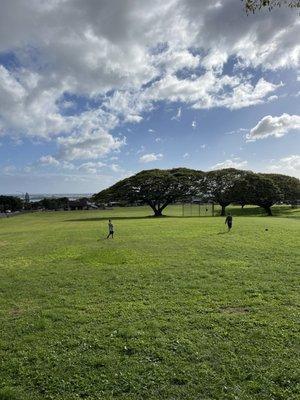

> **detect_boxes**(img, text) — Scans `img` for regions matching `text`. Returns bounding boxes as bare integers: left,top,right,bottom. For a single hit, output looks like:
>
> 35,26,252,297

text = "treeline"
0,196,24,212
0,196,70,212
0,196,93,213
93,168,300,216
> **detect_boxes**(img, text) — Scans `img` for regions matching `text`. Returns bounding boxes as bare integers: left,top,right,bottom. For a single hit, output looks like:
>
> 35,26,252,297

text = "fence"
181,203,218,216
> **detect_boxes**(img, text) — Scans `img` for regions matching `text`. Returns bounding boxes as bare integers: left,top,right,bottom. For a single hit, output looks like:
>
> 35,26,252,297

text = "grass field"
0,205,299,400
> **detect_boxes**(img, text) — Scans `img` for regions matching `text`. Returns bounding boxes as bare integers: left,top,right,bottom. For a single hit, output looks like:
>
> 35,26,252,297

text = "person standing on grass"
107,219,114,239
225,213,233,231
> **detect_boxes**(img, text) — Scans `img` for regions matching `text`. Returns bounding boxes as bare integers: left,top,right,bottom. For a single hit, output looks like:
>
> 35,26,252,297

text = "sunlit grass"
0,205,299,399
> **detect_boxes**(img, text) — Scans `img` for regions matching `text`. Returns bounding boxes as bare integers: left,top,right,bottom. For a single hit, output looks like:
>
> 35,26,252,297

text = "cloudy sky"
0,0,299,194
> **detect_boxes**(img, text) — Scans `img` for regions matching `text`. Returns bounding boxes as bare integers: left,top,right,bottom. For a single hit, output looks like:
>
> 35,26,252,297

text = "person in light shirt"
106,219,114,239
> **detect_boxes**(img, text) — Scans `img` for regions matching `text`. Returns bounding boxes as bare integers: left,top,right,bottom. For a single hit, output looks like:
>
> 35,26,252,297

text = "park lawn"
0,206,299,400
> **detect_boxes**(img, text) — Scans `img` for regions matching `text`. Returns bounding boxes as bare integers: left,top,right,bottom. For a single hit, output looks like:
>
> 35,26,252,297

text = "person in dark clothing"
225,213,233,231
106,219,114,239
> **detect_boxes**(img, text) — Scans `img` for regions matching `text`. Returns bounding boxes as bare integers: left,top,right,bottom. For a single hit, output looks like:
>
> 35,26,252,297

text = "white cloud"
154,48,200,74
0,0,299,168
247,113,300,141
39,155,60,166
61,161,76,171
0,65,25,100
225,128,248,135
23,166,32,173
212,158,248,169
171,107,182,121
207,78,283,110
125,114,143,123
143,73,281,111
201,49,228,72
39,157,107,174
110,163,123,173
57,133,124,161
267,155,300,178
267,95,278,102
78,161,106,174
136,145,146,154
192,120,196,128
139,153,163,163
3,165,17,174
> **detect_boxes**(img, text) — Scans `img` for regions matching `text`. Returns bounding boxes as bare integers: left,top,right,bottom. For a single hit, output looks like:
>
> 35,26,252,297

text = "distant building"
68,198,98,210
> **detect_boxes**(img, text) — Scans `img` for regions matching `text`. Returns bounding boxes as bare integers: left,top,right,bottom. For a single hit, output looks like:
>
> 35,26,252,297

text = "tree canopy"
260,173,300,205
0,196,23,212
93,168,202,216
235,172,282,215
94,168,299,216
201,168,249,215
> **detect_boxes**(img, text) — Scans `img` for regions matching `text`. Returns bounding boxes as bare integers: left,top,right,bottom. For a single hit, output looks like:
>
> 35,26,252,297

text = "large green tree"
202,169,249,216
93,168,202,216
260,173,300,205
235,173,282,215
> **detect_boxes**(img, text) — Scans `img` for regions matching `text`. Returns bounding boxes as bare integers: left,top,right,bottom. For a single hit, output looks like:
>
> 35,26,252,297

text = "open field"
0,206,299,400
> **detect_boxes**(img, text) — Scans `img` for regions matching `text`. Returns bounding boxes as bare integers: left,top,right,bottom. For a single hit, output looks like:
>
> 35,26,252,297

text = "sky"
0,0,299,195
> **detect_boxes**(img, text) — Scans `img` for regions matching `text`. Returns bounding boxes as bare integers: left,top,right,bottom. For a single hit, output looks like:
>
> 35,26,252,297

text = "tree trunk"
220,204,226,216
153,208,163,217
158,200,171,216
146,199,170,217
264,206,272,216
147,202,163,217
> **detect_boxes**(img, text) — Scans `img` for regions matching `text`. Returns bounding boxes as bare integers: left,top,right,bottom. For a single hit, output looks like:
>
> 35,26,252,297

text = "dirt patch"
0,241,8,247
9,307,22,317
220,306,250,314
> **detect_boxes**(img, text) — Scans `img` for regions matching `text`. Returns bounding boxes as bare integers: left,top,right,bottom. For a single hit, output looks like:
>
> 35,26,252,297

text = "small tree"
93,168,202,217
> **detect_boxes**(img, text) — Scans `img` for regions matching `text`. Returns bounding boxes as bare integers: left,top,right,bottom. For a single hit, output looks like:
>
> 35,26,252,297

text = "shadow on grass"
226,205,298,218
62,206,298,222
64,215,168,222
63,215,214,222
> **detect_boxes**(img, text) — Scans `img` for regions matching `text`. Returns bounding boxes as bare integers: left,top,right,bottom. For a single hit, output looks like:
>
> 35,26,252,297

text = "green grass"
0,205,299,400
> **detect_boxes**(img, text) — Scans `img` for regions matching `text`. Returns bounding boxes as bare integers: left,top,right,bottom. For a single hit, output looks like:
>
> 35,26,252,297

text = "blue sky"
0,0,299,194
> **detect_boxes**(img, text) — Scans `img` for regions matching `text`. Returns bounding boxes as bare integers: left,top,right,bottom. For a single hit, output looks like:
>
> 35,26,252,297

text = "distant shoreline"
1,193,93,202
